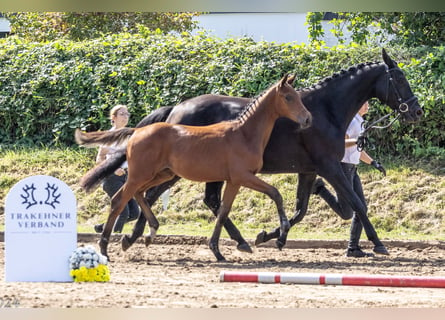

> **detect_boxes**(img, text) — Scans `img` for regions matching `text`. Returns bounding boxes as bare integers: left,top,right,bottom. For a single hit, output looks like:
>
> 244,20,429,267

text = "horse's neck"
236,89,279,150
309,63,387,132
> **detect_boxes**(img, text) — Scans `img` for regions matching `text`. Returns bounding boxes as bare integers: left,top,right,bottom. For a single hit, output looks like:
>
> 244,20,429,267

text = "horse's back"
136,106,174,128
167,94,249,125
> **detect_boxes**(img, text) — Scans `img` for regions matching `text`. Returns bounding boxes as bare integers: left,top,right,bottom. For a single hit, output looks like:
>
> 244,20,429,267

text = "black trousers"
102,173,140,232
316,163,367,249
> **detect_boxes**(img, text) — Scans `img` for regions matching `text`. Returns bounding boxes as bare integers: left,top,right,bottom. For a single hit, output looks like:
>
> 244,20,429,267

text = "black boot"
346,215,374,258
94,223,104,233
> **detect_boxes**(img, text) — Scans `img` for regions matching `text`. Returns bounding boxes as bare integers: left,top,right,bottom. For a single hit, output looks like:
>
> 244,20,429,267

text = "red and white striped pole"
220,271,445,288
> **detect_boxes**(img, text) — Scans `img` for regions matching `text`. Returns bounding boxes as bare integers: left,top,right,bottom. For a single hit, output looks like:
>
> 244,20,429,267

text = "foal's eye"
285,95,293,102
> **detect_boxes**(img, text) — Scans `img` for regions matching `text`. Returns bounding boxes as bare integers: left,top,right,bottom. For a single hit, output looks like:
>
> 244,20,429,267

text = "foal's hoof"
373,245,389,255
145,236,153,247
237,242,253,253
121,235,131,252
255,230,267,246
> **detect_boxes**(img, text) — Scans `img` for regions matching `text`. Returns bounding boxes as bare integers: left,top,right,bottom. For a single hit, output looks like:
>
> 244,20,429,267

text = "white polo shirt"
342,113,363,165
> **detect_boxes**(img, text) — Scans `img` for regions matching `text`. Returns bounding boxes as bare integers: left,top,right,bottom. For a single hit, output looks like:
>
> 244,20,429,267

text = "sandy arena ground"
1,234,445,308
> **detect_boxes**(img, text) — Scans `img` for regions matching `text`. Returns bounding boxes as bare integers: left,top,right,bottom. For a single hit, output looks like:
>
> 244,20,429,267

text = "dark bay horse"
76,75,312,261
119,48,423,256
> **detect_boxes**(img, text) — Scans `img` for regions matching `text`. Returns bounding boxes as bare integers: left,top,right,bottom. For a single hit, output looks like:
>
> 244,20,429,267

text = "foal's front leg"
255,173,316,245
241,174,290,250
204,181,252,253
209,182,240,262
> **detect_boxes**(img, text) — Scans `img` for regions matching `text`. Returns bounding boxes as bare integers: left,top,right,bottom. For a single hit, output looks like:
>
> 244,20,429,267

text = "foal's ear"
279,74,289,88
382,48,397,69
286,73,297,86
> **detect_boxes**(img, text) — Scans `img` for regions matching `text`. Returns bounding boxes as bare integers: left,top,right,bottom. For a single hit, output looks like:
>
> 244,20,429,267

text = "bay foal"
76,74,311,261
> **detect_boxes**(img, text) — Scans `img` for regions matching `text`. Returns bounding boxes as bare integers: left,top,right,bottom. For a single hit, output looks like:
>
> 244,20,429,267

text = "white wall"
0,17,10,32
193,13,310,44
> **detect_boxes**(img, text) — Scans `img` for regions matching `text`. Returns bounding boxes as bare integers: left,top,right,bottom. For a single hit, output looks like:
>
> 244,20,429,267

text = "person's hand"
371,160,386,176
114,168,126,176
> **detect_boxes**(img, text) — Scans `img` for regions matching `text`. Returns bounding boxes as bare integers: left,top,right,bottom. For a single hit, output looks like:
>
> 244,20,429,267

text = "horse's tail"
75,127,136,148
80,151,127,192
75,127,135,192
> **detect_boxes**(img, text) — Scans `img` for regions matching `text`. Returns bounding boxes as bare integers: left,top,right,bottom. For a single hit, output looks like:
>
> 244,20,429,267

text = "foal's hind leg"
133,191,159,247
134,169,177,247
204,182,252,253
122,176,181,251
100,184,138,259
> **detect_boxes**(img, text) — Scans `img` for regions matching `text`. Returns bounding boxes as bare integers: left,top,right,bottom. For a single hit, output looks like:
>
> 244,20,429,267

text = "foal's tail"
75,127,136,148
75,106,174,193
80,152,127,192
75,128,136,192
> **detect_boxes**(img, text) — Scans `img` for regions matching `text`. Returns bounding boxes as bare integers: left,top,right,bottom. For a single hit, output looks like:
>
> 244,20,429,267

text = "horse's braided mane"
302,61,382,92
235,81,273,124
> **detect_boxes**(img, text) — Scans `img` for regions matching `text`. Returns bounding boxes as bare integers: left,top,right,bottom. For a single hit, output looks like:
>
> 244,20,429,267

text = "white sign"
5,175,77,282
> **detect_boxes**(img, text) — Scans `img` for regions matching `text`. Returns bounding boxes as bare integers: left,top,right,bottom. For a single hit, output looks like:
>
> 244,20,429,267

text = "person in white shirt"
94,105,140,233
312,101,386,257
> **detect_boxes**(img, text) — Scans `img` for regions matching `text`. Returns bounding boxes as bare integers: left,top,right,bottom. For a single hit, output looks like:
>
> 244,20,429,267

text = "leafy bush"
0,31,443,159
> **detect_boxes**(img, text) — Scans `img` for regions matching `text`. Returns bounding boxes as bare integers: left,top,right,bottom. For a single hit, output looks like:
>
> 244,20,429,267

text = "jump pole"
220,271,445,288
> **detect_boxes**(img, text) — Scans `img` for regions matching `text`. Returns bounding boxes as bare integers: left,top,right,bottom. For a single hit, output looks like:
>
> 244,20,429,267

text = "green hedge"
0,31,443,158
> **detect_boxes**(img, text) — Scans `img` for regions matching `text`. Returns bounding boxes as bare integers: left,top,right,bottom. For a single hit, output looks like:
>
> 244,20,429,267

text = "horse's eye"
285,95,293,102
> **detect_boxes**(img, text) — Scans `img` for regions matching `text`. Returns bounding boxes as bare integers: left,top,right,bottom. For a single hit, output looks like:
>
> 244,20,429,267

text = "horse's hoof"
121,235,131,251
215,254,227,262
255,230,267,246
373,245,389,255
276,239,285,251
145,236,153,247
237,242,253,253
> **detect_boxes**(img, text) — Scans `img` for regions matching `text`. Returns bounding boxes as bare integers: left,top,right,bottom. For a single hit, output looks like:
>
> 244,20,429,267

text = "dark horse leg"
255,173,316,245
122,179,252,253
323,168,388,255
257,164,389,255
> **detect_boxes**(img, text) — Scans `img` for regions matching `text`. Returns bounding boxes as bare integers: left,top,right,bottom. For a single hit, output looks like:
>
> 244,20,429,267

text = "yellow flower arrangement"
69,245,110,282
70,265,110,282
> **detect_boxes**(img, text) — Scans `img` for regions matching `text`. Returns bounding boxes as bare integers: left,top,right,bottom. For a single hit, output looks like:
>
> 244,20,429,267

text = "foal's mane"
302,61,383,92
235,80,275,124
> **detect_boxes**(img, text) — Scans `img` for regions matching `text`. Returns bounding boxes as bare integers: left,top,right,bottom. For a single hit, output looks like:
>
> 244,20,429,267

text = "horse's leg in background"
255,173,316,245
99,185,137,259
322,165,388,255
122,176,181,251
204,181,252,253
208,182,241,261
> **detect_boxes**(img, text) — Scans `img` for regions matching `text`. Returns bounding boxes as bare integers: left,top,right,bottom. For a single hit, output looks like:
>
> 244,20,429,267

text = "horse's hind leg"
134,169,177,246
133,191,159,247
255,173,316,246
122,176,181,251
204,182,252,253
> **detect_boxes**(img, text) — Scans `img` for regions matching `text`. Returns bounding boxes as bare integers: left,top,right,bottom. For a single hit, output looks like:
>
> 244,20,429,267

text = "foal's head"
275,74,312,129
